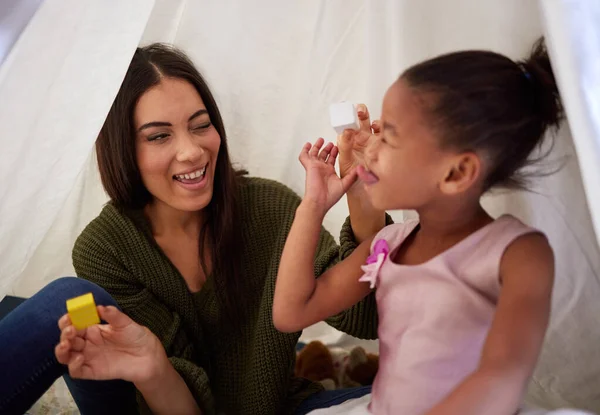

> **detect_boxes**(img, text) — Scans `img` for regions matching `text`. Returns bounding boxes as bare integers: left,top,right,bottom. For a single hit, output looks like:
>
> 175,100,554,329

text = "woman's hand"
299,138,358,215
337,103,381,181
55,305,166,385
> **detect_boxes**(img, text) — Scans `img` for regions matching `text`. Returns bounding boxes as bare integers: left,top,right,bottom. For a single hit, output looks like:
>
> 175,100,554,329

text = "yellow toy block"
66,292,100,330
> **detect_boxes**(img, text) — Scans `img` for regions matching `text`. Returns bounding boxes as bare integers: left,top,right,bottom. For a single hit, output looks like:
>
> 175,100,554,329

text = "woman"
0,44,387,415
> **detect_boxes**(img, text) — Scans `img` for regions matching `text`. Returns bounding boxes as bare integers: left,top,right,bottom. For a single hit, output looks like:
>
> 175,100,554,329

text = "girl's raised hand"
298,138,358,214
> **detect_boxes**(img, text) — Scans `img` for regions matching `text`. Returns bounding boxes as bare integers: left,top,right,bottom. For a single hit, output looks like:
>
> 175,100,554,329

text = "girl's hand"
336,104,386,243
299,138,358,215
337,104,381,182
55,305,166,385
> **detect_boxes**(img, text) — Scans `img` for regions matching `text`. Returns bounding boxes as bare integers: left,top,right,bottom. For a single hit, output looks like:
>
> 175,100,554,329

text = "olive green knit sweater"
72,176,378,415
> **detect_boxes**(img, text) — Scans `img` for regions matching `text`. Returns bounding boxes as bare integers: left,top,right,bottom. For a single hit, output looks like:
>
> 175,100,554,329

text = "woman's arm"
273,139,373,333
57,306,201,415
135,345,201,415
71,217,215,413
425,233,554,415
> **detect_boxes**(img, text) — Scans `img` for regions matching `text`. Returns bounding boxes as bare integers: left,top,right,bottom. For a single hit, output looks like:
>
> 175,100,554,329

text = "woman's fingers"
97,305,133,329
58,314,71,331
69,335,86,352
55,339,71,364
60,325,76,342
68,353,85,378
58,313,87,338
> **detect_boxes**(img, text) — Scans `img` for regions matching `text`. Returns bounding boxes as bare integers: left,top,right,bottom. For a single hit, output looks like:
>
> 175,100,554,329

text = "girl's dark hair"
402,37,564,189
96,43,246,322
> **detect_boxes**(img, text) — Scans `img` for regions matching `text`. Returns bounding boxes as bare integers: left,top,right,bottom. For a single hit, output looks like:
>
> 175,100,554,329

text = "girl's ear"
439,152,482,195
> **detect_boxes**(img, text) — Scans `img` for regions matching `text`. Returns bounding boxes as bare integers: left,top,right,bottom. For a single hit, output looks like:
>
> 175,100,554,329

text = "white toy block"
329,102,359,135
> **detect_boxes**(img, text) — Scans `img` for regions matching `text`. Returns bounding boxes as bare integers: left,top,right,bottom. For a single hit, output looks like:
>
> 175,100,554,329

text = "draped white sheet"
1,0,599,411
0,0,155,298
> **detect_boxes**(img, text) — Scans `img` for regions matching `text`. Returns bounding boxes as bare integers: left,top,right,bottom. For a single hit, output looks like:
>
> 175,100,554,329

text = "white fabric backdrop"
0,0,155,299
1,0,599,411
0,0,43,65
540,0,600,251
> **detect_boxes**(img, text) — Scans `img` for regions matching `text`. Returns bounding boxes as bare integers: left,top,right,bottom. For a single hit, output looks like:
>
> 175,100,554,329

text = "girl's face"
360,79,460,211
134,77,221,213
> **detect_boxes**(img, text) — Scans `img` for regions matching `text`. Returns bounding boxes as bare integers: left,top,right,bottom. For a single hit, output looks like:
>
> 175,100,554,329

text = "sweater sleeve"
316,214,394,340
72,222,216,415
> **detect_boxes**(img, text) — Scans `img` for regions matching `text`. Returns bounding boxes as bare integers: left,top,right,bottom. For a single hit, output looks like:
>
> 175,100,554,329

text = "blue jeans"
0,277,371,415
0,277,137,415
295,385,372,414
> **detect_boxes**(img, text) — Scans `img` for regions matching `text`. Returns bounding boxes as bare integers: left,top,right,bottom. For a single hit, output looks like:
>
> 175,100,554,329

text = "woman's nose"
176,132,204,163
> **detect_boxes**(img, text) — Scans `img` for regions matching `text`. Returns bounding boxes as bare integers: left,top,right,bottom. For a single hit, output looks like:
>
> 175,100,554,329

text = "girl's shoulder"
369,220,420,251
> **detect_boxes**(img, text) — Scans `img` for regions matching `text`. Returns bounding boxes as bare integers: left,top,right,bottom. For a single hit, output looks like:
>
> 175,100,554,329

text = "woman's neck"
144,199,205,238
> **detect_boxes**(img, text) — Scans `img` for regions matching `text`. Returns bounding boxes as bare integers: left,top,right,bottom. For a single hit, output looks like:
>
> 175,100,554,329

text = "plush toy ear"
346,347,380,386
295,341,335,383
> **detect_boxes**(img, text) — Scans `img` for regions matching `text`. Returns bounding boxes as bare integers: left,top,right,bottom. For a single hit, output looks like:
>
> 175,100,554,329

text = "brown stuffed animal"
295,341,337,390
345,346,379,386
295,341,379,390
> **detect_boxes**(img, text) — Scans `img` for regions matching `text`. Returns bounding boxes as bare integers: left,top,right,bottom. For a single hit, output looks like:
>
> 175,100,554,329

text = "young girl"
274,39,563,415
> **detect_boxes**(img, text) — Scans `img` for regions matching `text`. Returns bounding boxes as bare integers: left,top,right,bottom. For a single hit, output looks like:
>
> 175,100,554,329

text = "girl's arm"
337,104,386,243
273,202,374,333
273,139,373,333
426,232,554,415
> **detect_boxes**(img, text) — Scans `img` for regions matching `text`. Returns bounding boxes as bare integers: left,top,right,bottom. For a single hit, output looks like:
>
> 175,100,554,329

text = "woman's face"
134,77,221,213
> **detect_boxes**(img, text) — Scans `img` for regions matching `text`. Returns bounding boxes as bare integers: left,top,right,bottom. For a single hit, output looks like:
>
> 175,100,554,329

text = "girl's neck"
144,199,205,238
416,199,493,243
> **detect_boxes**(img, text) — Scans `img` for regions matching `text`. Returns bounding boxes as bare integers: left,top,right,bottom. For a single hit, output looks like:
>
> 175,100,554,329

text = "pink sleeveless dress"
359,215,541,415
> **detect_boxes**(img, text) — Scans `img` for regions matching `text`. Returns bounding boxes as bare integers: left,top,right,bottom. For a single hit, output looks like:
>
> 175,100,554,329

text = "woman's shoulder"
239,176,301,200
236,176,304,233
238,176,302,211
74,203,146,255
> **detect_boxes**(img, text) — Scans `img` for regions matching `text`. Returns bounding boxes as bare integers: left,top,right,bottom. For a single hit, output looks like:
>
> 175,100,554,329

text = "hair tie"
519,63,532,80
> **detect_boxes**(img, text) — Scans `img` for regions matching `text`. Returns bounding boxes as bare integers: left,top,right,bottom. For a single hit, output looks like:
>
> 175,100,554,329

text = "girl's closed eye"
380,136,395,147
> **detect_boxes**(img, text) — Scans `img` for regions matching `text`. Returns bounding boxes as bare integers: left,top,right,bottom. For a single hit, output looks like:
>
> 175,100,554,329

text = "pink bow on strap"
358,239,389,289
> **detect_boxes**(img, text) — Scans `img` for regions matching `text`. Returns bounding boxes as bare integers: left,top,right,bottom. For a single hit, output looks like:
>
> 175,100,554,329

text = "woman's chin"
181,194,213,212
160,191,213,213
169,180,214,212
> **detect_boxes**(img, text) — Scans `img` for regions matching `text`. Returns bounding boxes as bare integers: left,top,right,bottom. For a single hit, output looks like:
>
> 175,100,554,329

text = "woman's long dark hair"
96,43,246,322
